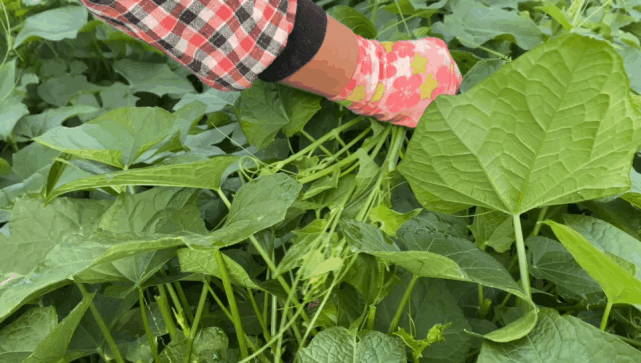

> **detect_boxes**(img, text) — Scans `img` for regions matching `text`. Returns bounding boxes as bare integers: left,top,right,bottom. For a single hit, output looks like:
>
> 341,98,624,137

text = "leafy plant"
2,0,641,362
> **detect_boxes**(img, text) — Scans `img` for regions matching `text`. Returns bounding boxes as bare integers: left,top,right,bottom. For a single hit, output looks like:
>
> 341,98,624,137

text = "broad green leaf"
327,6,378,39
36,75,97,107
544,220,641,305
22,290,95,363
0,142,60,210
177,249,261,289
375,273,472,363
578,197,641,241
449,50,482,76
184,173,302,249
477,308,641,362
0,194,112,276
399,33,641,215
34,107,189,169
561,214,641,280
113,59,196,97
172,88,241,113
296,327,406,363
0,58,17,100
14,6,88,47
348,214,537,342
44,156,239,204
368,203,422,238
432,0,545,50
0,307,57,361
13,105,99,142
0,60,35,141
341,219,400,252
97,187,207,235
459,59,506,94
240,81,322,148
616,43,641,108
622,168,641,209
469,207,515,252
527,236,602,299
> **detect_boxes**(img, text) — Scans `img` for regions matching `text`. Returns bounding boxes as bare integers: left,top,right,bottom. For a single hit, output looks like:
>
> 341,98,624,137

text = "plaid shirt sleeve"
78,0,298,92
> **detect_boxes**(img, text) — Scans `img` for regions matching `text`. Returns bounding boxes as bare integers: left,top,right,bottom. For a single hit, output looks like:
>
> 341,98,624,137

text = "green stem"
154,285,177,341
204,285,271,363
526,206,548,239
304,128,371,174
75,281,125,363
168,276,195,325
138,288,162,363
370,0,380,24
297,126,387,184
213,249,249,359
184,277,212,363
248,234,316,334
367,304,377,330
478,284,487,319
388,275,420,334
300,130,335,158
600,300,614,331
272,117,364,172
247,288,272,342
513,214,532,299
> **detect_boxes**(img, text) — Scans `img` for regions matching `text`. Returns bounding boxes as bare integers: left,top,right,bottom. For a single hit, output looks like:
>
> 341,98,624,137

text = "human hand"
328,35,463,128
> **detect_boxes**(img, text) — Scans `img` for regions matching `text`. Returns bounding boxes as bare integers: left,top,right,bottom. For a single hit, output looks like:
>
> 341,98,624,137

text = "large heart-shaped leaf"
399,33,641,215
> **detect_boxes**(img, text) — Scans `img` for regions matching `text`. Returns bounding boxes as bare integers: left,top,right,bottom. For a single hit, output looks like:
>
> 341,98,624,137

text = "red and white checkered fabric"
79,0,298,91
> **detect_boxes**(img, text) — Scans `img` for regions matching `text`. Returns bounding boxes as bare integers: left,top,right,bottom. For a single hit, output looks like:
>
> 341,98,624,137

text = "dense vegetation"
2,0,641,362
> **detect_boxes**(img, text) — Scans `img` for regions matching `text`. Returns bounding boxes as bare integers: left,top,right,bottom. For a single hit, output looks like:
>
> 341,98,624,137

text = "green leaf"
535,1,573,30
113,59,197,98
0,142,60,210
177,249,262,289
341,219,400,252
159,327,234,363
34,107,190,169
350,214,537,342
14,6,88,47
527,236,602,299
0,307,57,362
469,207,515,252
375,274,472,363
543,220,641,305
296,327,406,363
561,214,641,280
240,81,322,148
44,156,239,204
22,290,95,363
399,33,641,215
459,59,506,94
327,6,378,39
184,173,302,249
0,195,112,276
432,0,545,50
172,88,241,113
477,308,641,362
13,105,99,143
393,324,449,360
368,203,422,238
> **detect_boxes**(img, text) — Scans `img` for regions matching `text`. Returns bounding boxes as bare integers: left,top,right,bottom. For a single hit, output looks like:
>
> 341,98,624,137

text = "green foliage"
2,0,641,362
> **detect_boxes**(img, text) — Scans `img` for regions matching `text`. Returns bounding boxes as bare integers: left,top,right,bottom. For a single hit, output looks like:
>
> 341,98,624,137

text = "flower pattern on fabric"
328,35,463,128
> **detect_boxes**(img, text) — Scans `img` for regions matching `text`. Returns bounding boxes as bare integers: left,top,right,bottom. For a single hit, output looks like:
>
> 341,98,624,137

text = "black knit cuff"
257,0,328,83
